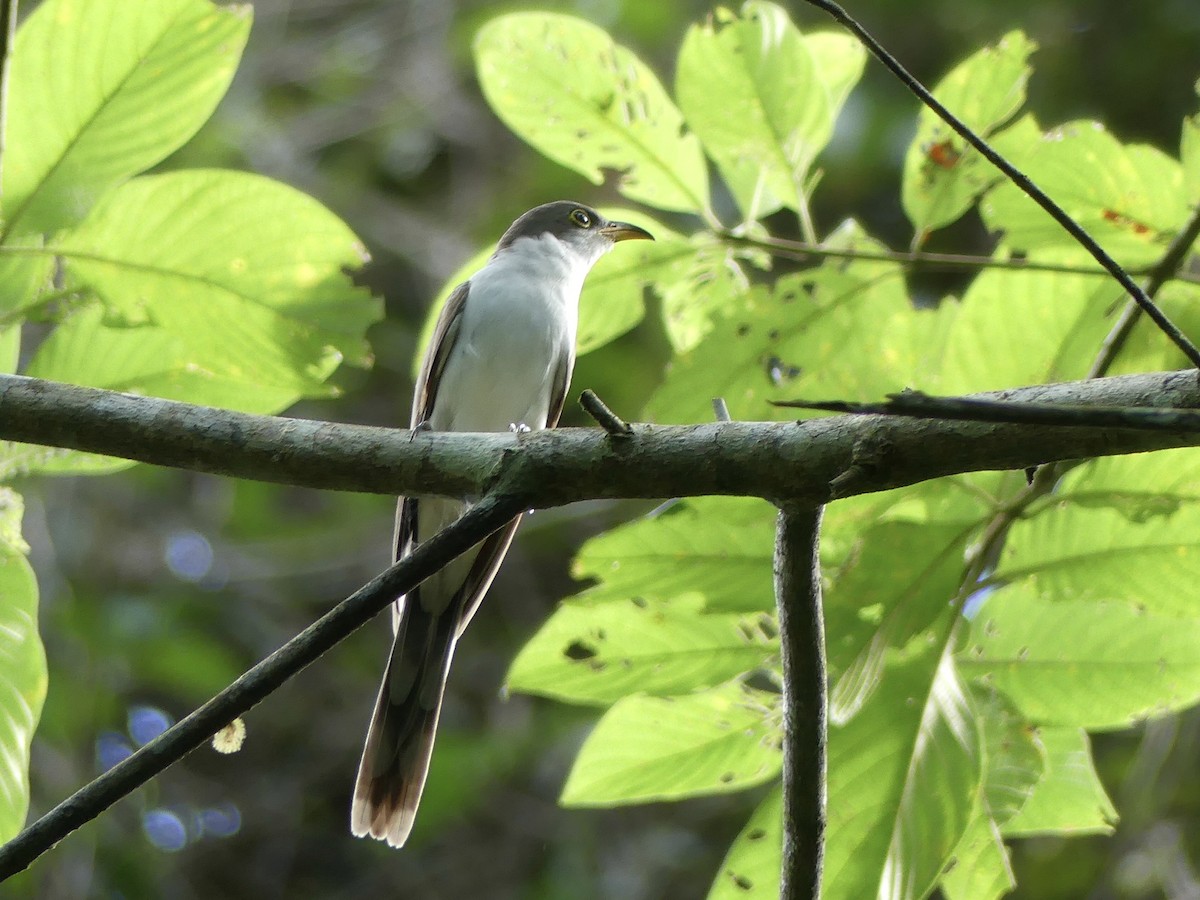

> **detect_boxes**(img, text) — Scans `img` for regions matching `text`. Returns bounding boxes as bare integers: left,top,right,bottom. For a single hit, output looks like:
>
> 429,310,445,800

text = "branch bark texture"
0,371,1197,505
774,505,827,900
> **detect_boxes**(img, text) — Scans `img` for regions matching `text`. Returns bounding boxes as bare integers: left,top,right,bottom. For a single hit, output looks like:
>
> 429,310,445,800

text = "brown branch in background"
774,505,827,900
727,233,1200,284
801,0,1200,370
0,494,524,879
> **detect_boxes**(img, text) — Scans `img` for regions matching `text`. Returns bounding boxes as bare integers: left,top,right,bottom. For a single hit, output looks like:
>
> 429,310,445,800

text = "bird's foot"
509,422,533,441
409,419,433,442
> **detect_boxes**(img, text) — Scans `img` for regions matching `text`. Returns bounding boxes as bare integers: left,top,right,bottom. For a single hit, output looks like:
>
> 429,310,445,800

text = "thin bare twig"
579,388,632,437
801,0,1200,369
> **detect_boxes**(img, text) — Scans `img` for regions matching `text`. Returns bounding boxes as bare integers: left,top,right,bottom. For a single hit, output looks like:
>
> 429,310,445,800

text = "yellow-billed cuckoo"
351,201,653,847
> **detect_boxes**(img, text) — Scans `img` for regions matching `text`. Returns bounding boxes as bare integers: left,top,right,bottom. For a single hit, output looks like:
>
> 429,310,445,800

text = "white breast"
429,233,595,433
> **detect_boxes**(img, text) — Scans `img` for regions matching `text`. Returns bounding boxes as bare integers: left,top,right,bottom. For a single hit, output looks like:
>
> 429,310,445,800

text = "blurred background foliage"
8,0,1200,897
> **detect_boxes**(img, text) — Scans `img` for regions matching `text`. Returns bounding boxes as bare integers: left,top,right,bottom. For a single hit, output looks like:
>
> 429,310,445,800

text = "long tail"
351,595,456,848
351,509,521,847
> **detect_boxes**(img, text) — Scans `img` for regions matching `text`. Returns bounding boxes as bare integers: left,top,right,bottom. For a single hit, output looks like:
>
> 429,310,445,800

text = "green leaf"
475,13,709,214
676,2,826,221
825,517,979,722
1001,727,1116,836
3,0,251,237
0,489,47,841
982,121,1190,266
560,683,781,806
649,224,954,424
995,456,1200,616
39,170,377,402
960,589,1200,730
708,786,782,899
932,265,1115,394
975,688,1044,826
804,32,867,122
824,634,979,900
940,813,1014,900
901,31,1036,236
0,237,54,322
1183,110,1200,204
507,595,776,705
570,497,778,613
658,235,753,352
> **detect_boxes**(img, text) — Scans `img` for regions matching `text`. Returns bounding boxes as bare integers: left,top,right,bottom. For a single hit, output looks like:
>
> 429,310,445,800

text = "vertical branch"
773,504,827,900
0,0,17,196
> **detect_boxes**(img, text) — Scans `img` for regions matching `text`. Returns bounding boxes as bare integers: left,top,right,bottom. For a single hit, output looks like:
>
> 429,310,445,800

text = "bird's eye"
569,208,592,228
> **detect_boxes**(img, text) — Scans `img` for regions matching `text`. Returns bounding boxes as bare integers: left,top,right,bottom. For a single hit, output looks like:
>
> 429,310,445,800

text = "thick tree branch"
1,371,1198,505
0,494,524,879
774,505,826,900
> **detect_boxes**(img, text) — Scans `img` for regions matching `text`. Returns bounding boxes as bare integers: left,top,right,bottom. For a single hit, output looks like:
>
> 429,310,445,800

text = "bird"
351,201,654,847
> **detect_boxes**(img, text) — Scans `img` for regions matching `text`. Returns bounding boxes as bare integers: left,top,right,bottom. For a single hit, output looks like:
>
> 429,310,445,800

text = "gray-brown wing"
411,280,470,429
544,344,576,429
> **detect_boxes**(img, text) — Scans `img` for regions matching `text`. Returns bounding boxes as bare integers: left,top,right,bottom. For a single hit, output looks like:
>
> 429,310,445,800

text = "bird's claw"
509,422,532,440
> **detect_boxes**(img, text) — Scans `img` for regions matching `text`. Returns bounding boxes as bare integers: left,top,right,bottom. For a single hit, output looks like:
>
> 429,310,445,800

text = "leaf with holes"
708,785,782,899
475,13,709,214
901,31,1037,236
507,594,776,706
561,683,781,806
982,121,1189,266
570,497,778,613
676,2,827,221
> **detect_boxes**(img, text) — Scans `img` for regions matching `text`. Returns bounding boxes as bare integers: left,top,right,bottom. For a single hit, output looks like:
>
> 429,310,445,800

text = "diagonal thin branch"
0,493,524,879
801,0,1200,370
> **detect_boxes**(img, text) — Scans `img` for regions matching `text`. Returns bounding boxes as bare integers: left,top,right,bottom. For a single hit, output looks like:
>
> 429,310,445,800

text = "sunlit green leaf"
982,121,1189,265
1001,727,1116,836
676,2,825,221
39,170,377,403
561,683,781,806
0,490,46,841
932,265,1115,394
570,497,777,613
3,0,250,237
475,13,709,213
902,31,1036,236
940,813,1013,900
996,454,1200,616
649,223,954,424
708,786,782,899
961,589,1200,729
824,633,979,900
826,519,979,723
507,594,776,705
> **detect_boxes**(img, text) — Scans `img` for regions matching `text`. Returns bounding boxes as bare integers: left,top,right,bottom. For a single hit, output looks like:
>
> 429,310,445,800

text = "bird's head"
495,201,654,269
